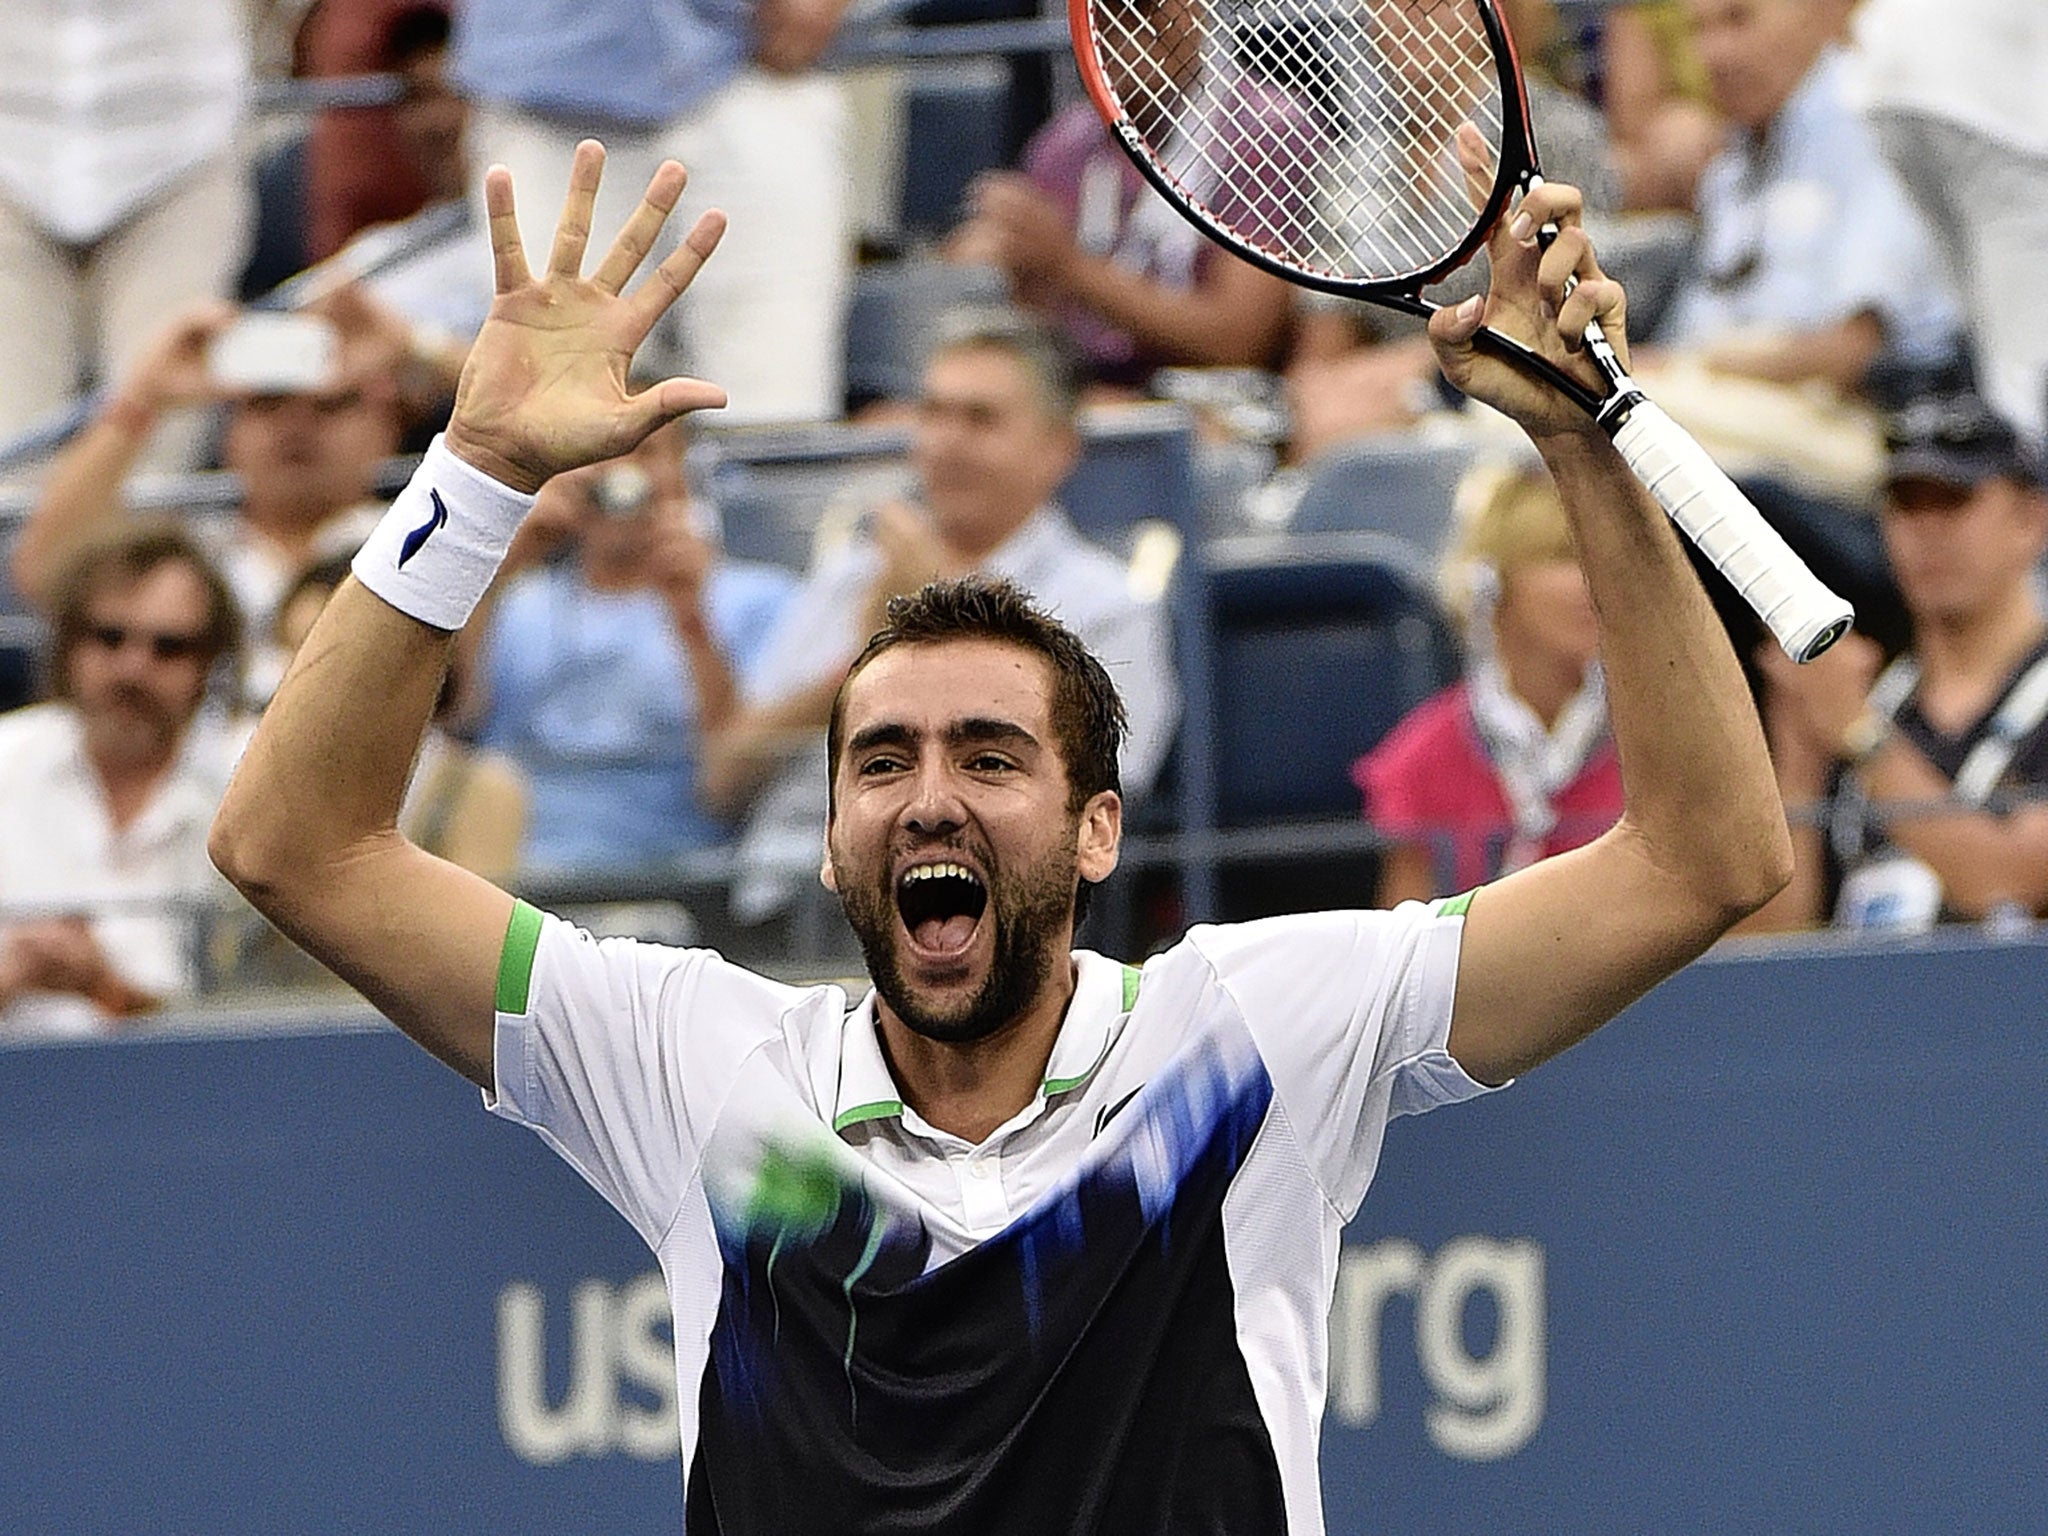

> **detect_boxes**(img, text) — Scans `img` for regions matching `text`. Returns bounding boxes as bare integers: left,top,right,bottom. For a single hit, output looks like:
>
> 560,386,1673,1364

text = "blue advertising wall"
3,933,2044,1534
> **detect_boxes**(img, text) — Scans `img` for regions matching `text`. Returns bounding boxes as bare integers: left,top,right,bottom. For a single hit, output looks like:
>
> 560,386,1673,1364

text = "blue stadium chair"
0,614,41,713
1058,402,1202,550
689,422,914,572
239,126,311,302
1286,433,1476,554
1173,530,1460,921
901,60,1011,241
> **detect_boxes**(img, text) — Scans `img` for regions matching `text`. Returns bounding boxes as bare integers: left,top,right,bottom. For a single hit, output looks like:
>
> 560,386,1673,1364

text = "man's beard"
840,839,1078,1046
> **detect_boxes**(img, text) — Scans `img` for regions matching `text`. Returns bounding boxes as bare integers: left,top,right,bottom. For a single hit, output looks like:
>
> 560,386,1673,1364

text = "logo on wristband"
399,489,450,568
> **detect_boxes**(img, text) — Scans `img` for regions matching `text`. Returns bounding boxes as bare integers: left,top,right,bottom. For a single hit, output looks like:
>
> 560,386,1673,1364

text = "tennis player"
212,142,1791,1533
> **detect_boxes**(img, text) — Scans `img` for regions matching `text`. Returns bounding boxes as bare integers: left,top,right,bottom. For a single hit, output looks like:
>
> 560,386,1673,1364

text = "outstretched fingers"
626,208,728,338
591,161,689,296
484,166,531,293
547,140,606,280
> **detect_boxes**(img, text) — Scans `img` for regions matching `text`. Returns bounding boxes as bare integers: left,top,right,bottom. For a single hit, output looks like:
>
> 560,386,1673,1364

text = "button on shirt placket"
954,1148,1011,1236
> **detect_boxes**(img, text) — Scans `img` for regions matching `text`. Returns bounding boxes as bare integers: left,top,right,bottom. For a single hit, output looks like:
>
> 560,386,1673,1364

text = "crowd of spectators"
0,0,2043,1038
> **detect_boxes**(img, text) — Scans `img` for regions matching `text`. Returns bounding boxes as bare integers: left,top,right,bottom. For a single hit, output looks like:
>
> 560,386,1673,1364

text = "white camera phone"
206,312,342,394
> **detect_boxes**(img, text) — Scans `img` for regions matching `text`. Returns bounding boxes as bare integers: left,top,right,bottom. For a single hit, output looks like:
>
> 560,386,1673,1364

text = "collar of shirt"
830,949,1135,1148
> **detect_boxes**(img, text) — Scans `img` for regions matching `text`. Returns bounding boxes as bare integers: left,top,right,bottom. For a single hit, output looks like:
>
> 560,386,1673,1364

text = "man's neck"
1914,588,2048,732
875,957,1078,1145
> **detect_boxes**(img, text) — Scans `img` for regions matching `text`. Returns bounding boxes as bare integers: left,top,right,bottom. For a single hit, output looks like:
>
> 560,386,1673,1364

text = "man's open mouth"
896,862,989,957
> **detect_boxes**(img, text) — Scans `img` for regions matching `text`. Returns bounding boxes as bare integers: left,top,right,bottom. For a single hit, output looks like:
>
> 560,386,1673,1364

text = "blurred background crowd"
0,0,2043,1038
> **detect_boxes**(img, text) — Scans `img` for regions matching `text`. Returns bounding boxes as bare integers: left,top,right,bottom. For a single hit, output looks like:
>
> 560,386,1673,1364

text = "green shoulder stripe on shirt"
1121,962,1142,1012
832,1100,905,1133
1435,889,1479,919
496,900,544,1015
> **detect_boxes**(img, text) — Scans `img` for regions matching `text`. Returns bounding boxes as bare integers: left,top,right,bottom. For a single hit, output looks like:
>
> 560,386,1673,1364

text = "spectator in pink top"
1354,467,1623,905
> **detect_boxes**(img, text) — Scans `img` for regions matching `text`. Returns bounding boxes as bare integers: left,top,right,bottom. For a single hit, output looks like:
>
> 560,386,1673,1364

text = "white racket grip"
1608,400,1853,662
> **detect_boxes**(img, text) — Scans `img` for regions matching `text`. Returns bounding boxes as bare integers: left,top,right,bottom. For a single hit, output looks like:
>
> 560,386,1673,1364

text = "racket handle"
1607,399,1853,663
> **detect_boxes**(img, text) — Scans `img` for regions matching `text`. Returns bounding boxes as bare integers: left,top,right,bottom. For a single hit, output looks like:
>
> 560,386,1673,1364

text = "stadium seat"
688,403,1204,572
900,60,1011,241
1172,530,1460,921
843,260,1008,409
239,126,311,302
0,613,41,713
689,422,914,572
1287,433,1476,554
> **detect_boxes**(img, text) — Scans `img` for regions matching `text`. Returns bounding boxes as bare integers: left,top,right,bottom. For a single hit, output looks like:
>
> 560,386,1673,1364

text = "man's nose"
901,757,966,835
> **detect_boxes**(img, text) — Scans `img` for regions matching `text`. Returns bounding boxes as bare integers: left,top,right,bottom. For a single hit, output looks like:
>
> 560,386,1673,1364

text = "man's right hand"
444,142,730,496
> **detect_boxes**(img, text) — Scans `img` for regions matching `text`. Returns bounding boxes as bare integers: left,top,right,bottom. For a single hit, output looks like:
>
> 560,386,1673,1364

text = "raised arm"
1424,151,1792,1087
209,143,728,1088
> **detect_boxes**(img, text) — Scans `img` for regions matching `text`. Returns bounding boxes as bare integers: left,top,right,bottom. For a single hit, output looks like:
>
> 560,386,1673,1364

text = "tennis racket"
1069,0,1853,662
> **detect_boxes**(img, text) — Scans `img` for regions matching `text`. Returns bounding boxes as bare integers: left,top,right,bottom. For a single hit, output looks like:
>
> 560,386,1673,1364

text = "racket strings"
1088,0,1508,283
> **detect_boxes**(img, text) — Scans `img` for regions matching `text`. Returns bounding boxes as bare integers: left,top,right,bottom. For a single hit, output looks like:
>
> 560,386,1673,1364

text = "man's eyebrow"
846,719,1040,755
847,722,918,756
945,718,1040,751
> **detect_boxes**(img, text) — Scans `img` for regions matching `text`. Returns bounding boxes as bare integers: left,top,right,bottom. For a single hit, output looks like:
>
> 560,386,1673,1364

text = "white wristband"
351,435,535,632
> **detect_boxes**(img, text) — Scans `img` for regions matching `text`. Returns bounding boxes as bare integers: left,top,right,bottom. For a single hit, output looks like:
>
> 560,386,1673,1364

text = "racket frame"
1068,0,1613,419
1069,0,1853,660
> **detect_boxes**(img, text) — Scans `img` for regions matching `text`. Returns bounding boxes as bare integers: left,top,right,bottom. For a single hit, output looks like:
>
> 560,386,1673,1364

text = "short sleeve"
486,904,797,1248
1185,902,1499,1218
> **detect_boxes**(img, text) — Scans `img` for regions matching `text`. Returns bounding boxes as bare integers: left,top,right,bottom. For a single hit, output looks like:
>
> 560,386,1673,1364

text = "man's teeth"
901,862,981,886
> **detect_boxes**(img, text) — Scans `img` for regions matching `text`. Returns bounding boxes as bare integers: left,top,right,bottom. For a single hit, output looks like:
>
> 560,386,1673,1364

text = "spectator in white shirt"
0,522,247,1038
0,0,252,474
1661,0,1961,392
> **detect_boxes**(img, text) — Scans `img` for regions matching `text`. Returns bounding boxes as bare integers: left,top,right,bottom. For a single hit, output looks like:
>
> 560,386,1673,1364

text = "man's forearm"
698,673,844,816
1860,739,2048,915
1538,431,1791,920
213,583,451,905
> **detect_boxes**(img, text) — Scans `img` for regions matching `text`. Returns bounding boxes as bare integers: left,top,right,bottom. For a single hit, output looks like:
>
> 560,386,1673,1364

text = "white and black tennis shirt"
488,895,1498,1535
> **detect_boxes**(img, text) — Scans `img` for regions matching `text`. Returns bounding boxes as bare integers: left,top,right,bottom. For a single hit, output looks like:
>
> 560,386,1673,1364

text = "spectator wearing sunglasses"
0,522,248,1038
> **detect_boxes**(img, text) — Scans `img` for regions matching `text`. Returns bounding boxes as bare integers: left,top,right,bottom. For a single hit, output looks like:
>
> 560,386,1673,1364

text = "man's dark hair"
47,520,243,703
828,576,1126,814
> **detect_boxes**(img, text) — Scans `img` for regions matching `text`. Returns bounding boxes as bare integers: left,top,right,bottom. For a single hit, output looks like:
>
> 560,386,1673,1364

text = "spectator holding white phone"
13,299,406,705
